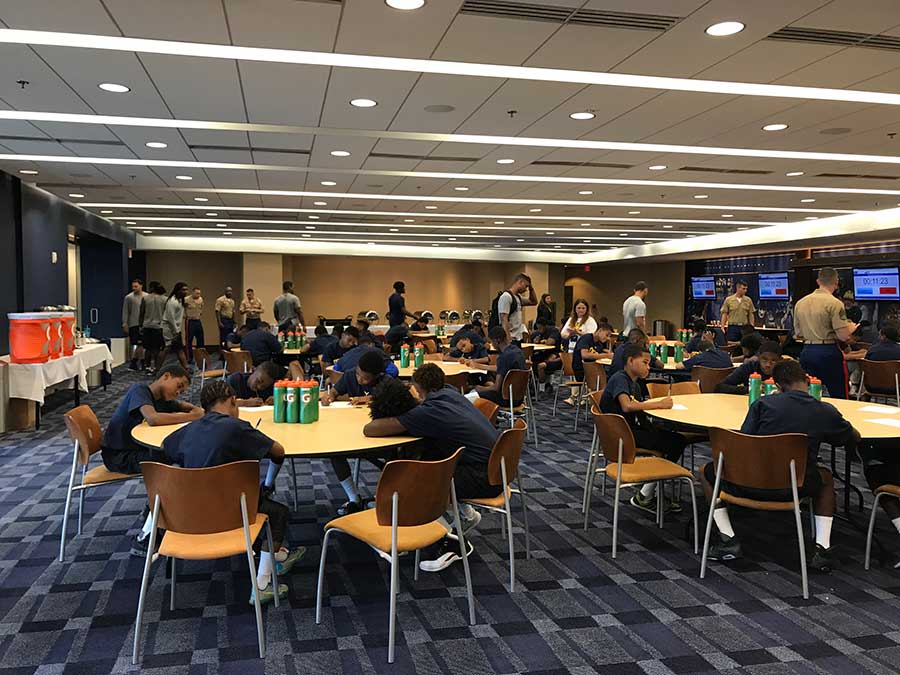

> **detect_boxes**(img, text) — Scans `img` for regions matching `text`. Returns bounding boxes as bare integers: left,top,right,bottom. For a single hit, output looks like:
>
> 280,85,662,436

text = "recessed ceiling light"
222,231,232,235
529,208,542,212
216,223,227,228
619,233,628,236
469,230,479,233
737,227,750,230
762,123,789,131
369,242,376,246
448,237,456,241
98,82,130,93
330,150,351,157
142,230,152,233
628,211,640,215
313,201,327,206
580,223,590,226
68,192,84,198
302,233,311,237
100,210,113,214
721,214,734,218
578,190,593,195
305,225,316,230
785,171,804,177
496,158,515,165
19,169,38,175
386,0,425,10
800,198,816,203
649,165,667,171
193,197,209,202
694,194,709,199
705,21,745,37
662,225,673,228
454,186,469,191
175,175,192,180
205,212,218,216
126,221,136,225
686,234,696,237
425,205,437,209
494,221,505,224
804,216,818,220
145,141,167,149
569,111,595,120
320,181,337,186
545,231,555,234
493,244,501,248
350,98,377,108
308,215,320,219
516,239,525,242
431,243,440,246
390,228,399,232
404,219,415,222
583,239,591,243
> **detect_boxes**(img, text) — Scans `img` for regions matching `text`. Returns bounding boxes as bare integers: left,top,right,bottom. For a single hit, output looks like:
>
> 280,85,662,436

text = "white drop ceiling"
4,0,900,261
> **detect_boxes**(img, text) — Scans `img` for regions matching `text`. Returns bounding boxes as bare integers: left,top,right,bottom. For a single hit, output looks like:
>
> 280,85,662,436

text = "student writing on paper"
227,361,281,407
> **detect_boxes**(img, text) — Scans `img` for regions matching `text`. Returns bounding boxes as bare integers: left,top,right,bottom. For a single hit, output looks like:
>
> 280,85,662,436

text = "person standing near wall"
793,267,858,399
273,280,305,334
387,281,417,327
140,282,167,372
721,280,755,342
122,278,145,370
184,286,205,363
240,288,263,329
163,281,189,348
622,281,649,339
537,293,555,326
494,273,537,343
215,286,236,348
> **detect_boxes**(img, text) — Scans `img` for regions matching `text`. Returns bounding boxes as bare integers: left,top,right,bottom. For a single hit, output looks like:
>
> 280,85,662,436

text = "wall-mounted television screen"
691,276,716,300
758,272,789,299
853,267,900,301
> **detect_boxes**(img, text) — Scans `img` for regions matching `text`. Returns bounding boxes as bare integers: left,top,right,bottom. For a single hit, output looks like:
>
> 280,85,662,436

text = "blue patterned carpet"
1,367,900,674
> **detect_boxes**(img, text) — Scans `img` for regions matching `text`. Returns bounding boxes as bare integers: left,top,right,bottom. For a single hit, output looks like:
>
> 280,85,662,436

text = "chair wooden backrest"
141,460,260,534
859,360,900,396
591,411,638,465
724,343,744,357
648,335,667,341
559,351,576,377
64,405,102,465
520,345,534,361
424,352,444,361
375,449,462,527
708,428,809,491
583,360,607,393
224,350,252,374
473,398,499,423
501,369,531,402
193,347,217,371
488,354,498,366
693,365,735,393
444,371,468,393
587,390,603,410
645,382,670,399
486,419,527,486
670,380,701,396
420,337,439,354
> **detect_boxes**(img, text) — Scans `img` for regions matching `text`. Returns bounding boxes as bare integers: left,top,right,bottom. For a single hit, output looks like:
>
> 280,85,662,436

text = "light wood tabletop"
131,406,420,457
598,357,683,371
395,360,486,378
519,343,555,351
645,393,900,439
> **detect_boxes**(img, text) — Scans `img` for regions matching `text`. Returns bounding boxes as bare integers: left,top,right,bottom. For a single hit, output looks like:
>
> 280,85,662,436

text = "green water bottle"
273,380,287,423
764,378,777,396
299,381,320,424
414,342,425,367
809,377,822,400
748,372,762,405
674,344,684,363
660,343,669,363
649,342,657,358
400,343,410,368
299,332,306,348
286,382,300,423
278,332,285,347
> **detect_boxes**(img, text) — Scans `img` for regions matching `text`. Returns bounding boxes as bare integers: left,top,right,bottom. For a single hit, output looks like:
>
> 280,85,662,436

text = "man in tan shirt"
721,280,755,342
215,286,236,348
794,267,858,399
184,287,204,363
240,288,264,330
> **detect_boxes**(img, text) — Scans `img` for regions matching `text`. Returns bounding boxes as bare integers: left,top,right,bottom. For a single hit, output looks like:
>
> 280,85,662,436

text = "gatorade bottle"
414,342,425,367
660,343,669,363
400,343,410,368
286,381,300,423
674,344,684,363
748,372,762,405
649,342,657,358
278,332,285,347
809,377,823,400
763,378,777,396
299,332,306,348
273,380,287,423
299,380,320,424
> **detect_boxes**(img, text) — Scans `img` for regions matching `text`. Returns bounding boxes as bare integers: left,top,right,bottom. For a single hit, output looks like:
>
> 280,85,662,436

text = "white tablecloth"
0,343,113,404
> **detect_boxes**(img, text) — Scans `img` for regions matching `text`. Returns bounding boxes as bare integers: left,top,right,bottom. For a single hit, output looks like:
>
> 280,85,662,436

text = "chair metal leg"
583,451,599,531
315,529,335,624
388,492,399,664
517,477,531,560
611,476,621,559
352,458,361,486
552,380,561,417
500,460,515,592
414,550,420,581
77,483,85,536
500,510,507,539
450,479,476,626
682,476,699,555
241,494,266,659
789,461,809,600
865,492,886,570
132,495,160,665
700,453,724,579
290,458,299,511
59,442,79,562
583,429,597,514
170,557,177,611
266,520,279,609
573,385,582,433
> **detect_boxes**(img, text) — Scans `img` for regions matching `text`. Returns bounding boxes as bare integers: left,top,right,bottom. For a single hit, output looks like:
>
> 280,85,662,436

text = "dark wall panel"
19,183,68,310
80,235,127,339
0,173,22,354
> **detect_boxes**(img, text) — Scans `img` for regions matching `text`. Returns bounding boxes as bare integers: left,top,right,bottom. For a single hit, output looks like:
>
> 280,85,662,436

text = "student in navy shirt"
716,341,781,395
685,319,727,352
529,318,563,388
599,343,686,513
241,322,283,366
474,326,527,406
609,328,663,375
300,324,338,357
365,364,500,572
388,280,415,327
332,335,398,377
445,334,489,364
735,333,763,363
162,380,304,605
865,321,900,361
384,323,410,354
572,322,615,381
227,361,280,406
450,324,485,348
322,326,360,366
355,318,383,347
409,316,430,333
701,360,855,572
675,340,733,373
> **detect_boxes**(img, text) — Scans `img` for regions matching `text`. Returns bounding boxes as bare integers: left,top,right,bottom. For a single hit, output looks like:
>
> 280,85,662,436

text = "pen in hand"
255,418,262,429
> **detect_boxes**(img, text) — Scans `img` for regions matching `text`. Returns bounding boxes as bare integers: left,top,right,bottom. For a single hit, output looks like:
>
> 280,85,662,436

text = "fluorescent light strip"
5,29,900,106
81,202,781,227
8,110,900,170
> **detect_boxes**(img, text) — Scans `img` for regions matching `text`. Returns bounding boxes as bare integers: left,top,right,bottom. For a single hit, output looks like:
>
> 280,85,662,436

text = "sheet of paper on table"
671,403,688,410
321,401,352,409
867,418,900,428
240,405,274,412
858,405,900,414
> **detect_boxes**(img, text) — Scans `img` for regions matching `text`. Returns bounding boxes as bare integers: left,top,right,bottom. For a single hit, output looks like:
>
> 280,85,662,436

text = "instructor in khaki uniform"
721,280,755,342
793,267,858,399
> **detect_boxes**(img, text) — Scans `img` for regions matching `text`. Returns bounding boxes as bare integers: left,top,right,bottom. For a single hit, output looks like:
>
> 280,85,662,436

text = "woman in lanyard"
561,298,598,350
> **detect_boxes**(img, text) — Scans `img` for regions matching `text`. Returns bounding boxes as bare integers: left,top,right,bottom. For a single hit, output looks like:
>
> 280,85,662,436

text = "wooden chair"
520,344,539,397
646,382,670,399
193,347,226,391
60,405,142,561
473,397,499,424
133,461,278,663
463,419,530,591
224,349,253,375
701,428,811,598
584,412,698,556
552,351,585,418
866,484,900,569
496,369,538,449
424,352,444,361
444,371,468,393
648,335,668,341
419,336,439,354
577,360,608,432
671,380,701,396
858,359,900,406
316,449,474,663
693,365,735,393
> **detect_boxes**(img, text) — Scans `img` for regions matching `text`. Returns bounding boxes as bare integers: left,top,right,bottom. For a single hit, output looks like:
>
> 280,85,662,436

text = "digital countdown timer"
691,276,716,300
758,272,789,299
853,267,900,301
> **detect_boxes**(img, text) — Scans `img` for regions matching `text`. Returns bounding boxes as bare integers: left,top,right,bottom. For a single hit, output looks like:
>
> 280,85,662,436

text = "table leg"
103,361,107,391
74,375,80,406
34,401,41,430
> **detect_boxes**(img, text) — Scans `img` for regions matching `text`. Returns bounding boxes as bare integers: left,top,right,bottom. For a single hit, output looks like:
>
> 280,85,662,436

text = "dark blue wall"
0,174,22,354
20,183,69,310
80,235,129,338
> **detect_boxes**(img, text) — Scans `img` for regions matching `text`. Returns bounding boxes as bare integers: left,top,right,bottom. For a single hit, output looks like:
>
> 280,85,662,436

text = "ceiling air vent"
531,160,633,169
568,9,679,31
767,26,900,53
679,166,772,176
815,172,900,180
460,0,679,30
369,152,480,162
460,0,574,23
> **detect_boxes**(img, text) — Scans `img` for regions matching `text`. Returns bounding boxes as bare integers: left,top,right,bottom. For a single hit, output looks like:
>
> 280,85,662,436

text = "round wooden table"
394,360,486,379
598,357,683,371
520,343,555,352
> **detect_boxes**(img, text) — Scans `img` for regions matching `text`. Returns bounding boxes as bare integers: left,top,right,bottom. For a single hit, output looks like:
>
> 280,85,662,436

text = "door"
79,235,126,338
564,285,573,319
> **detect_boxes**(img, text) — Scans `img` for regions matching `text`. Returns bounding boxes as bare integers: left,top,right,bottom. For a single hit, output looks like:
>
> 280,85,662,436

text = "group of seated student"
240,321,283,365
227,361,281,406
331,332,399,377
609,328,664,375
736,333,763,363
444,333,490,365
528,318,562,390
364,363,502,571
685,319,727,352
564,322,615,404
321,325,360,366
599,343,687,513
355,318,383,347
701,360,849,571
469,326,527,407
715,341,781,395
865,320,900,361
673,339,732,375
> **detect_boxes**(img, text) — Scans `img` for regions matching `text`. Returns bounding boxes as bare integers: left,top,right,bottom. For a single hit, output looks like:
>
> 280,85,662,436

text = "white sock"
464,390,480,403
274,548,288,563
340,477,360,503
264,460,282,488
713,507,735,538
814,515,833,549
459,503,477,521
892,516,900,535
140,513,154,539
640,483,656,499
257,551,274,590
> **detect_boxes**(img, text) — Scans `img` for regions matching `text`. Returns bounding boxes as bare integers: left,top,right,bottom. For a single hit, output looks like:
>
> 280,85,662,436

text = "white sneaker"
419,537,475,573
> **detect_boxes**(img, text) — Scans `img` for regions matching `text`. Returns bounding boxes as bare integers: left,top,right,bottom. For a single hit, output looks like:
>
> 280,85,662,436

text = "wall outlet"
51,251,58,264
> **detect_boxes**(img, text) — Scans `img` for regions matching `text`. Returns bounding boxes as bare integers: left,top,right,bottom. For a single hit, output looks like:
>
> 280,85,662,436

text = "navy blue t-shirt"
496,344,526,385
162,412,273,468
573,333,611,374
450,329,485,348
384,324,409,347
308,334,337,356
599,370,648,428
241,329,282,366
609,341,662,375
322,340,352,365
334,370,393,397
226,371,275,400
388,292,406,327
333,344,398,376
718,360,765,392
397,386,499,464
449,342,489,360
682,348,733,372
102,384,182,453
865,339,900,361
530,327,563,352
686,328,727,352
